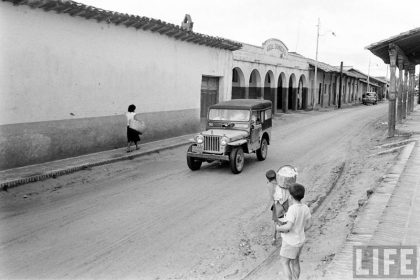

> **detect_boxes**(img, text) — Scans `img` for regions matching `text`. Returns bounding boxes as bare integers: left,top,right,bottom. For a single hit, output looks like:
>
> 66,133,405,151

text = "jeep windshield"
208,109,250,122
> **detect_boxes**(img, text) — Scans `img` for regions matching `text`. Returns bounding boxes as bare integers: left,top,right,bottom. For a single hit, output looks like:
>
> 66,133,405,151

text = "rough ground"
0,103,401,279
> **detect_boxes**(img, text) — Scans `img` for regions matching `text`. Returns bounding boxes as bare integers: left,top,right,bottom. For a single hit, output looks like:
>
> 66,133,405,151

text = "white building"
0,0,240,170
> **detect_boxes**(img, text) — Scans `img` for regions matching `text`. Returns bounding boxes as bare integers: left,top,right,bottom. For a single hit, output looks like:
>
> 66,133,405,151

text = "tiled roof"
366,27,420,65
3,0,242,51
307,59,339,73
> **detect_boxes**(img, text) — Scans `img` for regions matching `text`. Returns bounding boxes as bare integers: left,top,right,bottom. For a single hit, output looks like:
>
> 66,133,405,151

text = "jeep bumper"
187,152,230,161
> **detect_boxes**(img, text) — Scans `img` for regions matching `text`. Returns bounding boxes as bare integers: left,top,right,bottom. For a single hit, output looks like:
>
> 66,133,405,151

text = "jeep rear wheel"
187,144,202,171
229,147,244,174
256,138,268,161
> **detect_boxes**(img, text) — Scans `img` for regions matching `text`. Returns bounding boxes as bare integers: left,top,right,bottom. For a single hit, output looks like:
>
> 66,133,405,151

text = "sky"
77,0,420,78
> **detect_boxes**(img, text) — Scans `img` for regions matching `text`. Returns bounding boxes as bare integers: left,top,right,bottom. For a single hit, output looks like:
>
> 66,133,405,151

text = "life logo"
353,246,417,278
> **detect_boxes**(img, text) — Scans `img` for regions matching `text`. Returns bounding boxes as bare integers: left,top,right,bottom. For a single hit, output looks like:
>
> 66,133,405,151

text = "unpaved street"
0,103,398,279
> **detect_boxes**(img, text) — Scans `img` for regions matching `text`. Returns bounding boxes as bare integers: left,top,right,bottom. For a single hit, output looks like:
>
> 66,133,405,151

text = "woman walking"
126,104,141,152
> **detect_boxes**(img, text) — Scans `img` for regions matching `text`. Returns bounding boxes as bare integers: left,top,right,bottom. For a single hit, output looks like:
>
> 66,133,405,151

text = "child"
266,167,293,243
276,183,312,280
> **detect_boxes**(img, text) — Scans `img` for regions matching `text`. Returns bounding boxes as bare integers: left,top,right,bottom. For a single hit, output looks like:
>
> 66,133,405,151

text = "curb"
1,139,190,190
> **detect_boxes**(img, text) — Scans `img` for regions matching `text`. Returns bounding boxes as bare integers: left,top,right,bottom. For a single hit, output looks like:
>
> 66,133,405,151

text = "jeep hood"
201,129,249,141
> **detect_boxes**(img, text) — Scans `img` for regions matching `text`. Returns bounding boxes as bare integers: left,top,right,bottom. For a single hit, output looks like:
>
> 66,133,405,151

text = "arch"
232,67,246,99
297,74,308,110
277,72,287,112
264,70,275,108
288,73,297,110
248,69,262,99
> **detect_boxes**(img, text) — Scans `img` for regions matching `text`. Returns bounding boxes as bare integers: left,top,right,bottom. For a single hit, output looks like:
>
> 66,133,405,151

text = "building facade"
232,39,310,113
0,0,240,170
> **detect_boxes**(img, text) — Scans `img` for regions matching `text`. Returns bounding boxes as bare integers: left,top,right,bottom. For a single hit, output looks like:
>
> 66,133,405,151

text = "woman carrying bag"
126,104,142,152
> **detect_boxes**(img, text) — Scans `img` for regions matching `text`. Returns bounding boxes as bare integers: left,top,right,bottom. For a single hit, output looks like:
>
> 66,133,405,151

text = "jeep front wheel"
187,144,202,171
256,138,268,161
229,147,244,174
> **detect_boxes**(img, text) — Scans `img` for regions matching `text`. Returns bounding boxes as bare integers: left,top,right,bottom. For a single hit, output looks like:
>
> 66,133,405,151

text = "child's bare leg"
127,142,132,152
280,256,293,280
273,224,277,240
290,248,302,279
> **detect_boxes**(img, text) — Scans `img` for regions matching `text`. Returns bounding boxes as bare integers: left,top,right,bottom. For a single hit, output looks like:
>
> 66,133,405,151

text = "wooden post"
388,48,397,137
409,66,415,112
403,67,408,119
397,58,404,123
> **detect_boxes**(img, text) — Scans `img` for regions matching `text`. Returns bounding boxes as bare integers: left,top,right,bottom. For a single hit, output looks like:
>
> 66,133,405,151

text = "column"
403,67,408,119
409,66,415,112
407,64,415,112
397,58,404,123
388,48,397,137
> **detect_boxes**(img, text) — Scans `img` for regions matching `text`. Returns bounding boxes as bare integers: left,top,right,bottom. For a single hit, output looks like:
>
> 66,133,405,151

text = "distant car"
186,99,272,174
362,92,378,105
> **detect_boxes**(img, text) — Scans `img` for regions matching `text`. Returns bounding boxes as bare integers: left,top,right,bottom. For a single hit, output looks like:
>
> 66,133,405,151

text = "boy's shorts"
280,242,303,259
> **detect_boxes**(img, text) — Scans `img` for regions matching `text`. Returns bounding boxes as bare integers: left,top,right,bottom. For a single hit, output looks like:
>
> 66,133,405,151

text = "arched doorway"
249,69,261,99
232,67,245,99
288,74,296,110
264,71,275,110
277,73,286,112
297,75,307,110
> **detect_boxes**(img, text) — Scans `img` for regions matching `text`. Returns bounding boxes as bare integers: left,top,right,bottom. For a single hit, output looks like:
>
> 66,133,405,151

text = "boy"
276,183,312,280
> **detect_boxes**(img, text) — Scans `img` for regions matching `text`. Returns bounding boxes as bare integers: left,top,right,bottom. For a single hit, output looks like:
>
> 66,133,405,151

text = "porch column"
409,66,415,112
397,58,404,123
403,67,408,119
388,48,397,137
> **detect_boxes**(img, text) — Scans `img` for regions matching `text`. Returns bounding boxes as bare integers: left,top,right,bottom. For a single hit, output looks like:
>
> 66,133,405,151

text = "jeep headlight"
196,135,204,144
220,136,229,146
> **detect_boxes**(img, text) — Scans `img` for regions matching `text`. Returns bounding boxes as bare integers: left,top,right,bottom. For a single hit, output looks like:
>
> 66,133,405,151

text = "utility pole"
312,18,320,110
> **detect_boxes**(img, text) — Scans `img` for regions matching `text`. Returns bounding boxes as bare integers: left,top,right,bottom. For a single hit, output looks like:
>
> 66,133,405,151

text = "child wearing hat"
266,168,291,243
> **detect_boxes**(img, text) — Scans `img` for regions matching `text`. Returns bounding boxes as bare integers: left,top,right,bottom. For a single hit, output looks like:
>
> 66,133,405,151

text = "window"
209,109,250,122
265,109,272,120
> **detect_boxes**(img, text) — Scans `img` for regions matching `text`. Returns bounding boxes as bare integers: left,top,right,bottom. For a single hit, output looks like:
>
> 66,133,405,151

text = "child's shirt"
281,203,311,246
273,184,289,204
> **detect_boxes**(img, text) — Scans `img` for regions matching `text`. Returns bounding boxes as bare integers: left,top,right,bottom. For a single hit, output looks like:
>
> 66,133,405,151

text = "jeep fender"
228,139,248,146
262,132,270,144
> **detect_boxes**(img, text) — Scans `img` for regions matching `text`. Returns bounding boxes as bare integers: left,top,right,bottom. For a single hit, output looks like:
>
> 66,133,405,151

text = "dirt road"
0,103,398,279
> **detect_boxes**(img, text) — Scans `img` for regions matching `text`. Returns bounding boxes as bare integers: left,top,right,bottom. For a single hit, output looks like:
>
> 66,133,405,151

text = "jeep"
187,99,272,174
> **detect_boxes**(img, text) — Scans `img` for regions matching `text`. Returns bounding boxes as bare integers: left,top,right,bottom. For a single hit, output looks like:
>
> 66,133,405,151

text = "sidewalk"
324,105,420,279
0,134,194,189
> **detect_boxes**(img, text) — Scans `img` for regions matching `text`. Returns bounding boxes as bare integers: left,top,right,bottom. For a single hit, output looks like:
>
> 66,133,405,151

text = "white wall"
0,2,232,125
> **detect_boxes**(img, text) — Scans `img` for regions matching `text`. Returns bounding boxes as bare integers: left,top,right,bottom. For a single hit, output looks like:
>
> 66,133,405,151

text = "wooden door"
200,76,219,129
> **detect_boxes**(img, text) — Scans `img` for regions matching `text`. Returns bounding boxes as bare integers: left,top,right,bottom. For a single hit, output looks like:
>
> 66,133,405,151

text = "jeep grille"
204,135,221,152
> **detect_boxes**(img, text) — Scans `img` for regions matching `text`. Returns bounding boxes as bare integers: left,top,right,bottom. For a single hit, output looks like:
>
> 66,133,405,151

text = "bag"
272,199,289,222
129,119,146,133
276,199,289,218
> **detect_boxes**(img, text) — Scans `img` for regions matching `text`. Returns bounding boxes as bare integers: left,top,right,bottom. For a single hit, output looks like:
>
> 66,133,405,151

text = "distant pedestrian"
276,183,312,280
126,104,141,152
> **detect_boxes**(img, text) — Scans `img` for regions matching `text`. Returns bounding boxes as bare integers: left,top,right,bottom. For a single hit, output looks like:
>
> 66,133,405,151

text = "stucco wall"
0,2,233,169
